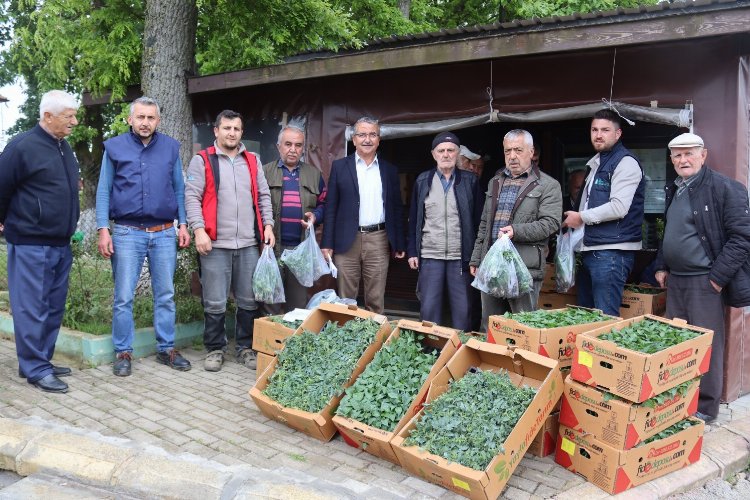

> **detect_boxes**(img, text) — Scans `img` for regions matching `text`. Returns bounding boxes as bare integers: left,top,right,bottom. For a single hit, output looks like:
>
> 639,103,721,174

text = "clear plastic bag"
471,233,533,298
280,225,331,287
555,227,583,293
305,289,357,309
253,245,286,304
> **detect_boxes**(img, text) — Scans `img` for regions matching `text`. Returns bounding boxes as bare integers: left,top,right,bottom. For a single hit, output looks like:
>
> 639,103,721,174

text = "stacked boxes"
556,315,714,494
487,307,619,369
392,340,564,500
249,303,391,441
619,285,667,319
332,319,460,464
539,262,578,310
252,315,298,355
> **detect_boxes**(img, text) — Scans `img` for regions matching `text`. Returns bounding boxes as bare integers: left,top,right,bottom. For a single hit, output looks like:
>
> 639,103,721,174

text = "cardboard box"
487,307,619,369
542,262,577,295
256,352,275,376
555,419,704,494
571,315,714,403
391,340,564,500
538,292,578,310
620,285,667,319
559,375,700,450
249,303,391,442
459,331,488,346
252,316,296,355
332,320,460,464
527,412,559,458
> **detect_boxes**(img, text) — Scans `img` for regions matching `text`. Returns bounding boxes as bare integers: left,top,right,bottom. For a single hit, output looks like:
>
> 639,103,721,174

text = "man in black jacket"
655,132,750,422
0,90,81,393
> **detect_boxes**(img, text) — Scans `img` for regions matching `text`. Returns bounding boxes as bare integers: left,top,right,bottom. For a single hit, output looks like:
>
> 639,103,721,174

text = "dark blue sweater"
0,124,80,246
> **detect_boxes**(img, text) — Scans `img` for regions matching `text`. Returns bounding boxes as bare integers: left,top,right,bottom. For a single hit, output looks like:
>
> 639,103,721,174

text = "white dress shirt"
355,153,385,226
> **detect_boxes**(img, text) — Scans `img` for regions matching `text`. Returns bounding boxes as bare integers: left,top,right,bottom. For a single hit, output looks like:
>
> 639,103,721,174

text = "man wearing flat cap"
470,129,562,329
322,117,405,313
458,145,480,173
655,132,750,423
407,132,483,330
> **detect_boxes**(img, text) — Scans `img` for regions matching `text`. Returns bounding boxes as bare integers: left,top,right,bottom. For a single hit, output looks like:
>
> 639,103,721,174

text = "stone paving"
1,335,749,499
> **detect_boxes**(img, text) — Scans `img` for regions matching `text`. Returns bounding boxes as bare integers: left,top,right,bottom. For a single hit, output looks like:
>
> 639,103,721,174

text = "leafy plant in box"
602,379,695,408
458,331,487,344
637,418,698,446
504,308,609,329
337,330,438,432
268,315,303,330
598,319,700,354
404,368,537,471
263,318,380,412
625,285,663,294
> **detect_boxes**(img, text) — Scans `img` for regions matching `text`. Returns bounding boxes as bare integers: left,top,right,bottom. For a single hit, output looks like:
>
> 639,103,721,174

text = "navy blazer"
322,154,406,254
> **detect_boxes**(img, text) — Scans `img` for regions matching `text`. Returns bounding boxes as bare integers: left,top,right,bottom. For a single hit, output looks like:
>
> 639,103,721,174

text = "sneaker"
156,349,192,371
238,349,257,370
203,350,224,372
113,352,132,377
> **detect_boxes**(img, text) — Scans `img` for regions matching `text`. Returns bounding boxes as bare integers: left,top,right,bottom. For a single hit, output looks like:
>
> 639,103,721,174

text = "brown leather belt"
118,222,174,232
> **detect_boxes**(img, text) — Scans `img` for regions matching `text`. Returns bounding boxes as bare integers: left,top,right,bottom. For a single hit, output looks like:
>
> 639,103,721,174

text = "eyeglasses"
354,132,379,140
57,113,77,121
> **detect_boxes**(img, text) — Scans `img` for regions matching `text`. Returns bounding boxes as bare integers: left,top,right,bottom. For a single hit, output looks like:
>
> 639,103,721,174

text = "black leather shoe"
695,411,717,423
113,352,132,377
30,374,68,393
156,349,192,371
18,365,72,378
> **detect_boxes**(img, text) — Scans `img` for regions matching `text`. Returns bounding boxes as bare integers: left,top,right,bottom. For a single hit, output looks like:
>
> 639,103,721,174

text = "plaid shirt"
491,168,528,241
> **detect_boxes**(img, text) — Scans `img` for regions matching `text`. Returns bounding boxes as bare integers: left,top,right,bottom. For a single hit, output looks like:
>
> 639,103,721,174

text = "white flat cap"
459,145,480,160
668,132,704,148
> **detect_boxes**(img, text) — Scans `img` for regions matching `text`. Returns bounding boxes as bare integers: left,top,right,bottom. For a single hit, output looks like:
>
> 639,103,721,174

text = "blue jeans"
111,224,177,354
8,243,72,382
417,258,472,331
576,249,635,317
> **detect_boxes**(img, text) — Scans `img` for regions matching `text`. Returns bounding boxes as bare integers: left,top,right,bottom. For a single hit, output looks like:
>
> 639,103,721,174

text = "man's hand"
470,265,477,277
498,225,514,239
408,257,419,270
301,212,316,229
710,279,723,293
98,228,114,259
194,228,212,255
394,251,405,259
322,248,333,259
263,224,275,248
178,224,191,248
655,270,668,288
563,211,584,229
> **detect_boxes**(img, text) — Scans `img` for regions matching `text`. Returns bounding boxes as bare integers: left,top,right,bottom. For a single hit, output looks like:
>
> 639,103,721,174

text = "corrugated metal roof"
284,0,741,63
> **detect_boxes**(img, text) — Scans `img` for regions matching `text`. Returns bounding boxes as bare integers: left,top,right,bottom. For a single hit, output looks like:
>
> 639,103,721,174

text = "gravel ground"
670,471,750,500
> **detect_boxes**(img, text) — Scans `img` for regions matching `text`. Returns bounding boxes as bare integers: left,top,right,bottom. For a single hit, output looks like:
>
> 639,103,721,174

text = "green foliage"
405,368,537,471
637,418,698,446
337,330,438,432
268,315,303,330
599,319,701,354
504,307,609,328
264,318,381,413
458,330,487,344
602,378,695,408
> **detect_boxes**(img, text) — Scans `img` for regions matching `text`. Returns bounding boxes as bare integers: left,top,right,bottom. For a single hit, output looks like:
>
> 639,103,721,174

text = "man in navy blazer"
322,117,406,313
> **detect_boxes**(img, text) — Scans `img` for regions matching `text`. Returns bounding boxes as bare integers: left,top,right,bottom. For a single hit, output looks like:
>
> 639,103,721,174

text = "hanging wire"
603,48,635,126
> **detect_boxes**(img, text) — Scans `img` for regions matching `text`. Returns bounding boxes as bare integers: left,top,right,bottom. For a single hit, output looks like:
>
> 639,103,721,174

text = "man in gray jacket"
470,129,562,330
185,110,275,372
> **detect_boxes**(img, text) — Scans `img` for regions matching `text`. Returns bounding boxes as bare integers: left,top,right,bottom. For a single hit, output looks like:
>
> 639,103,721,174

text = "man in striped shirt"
262,125,327,313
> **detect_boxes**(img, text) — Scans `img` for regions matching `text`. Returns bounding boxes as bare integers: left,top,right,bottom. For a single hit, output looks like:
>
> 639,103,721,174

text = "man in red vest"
185,110,275,372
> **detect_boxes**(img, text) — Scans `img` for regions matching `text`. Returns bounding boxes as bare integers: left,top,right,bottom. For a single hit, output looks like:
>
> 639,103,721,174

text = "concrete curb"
0,311,202,367
0,417,395,499
555,416,750,499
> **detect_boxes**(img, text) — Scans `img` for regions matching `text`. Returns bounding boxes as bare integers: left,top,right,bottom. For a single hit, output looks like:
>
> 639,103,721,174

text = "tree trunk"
399,0,410,19
141,0,197,169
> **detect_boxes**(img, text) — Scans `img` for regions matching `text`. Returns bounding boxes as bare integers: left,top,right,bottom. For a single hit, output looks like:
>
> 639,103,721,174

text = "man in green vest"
262,125,327,314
